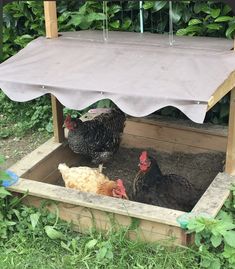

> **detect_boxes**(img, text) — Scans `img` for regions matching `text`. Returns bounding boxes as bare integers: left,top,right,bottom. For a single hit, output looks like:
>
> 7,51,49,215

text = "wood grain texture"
192,172,235,216
225,89,235,175
44,1,58,38
207,71,235,111
123,118,227,153
51,95,65,143
20,194,185,245
8,178,185,227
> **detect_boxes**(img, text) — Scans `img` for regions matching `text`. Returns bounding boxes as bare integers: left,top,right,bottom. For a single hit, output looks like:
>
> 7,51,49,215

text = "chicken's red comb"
116,179,124,186
116,179,126,192
65,114,71,122
140,151,148,162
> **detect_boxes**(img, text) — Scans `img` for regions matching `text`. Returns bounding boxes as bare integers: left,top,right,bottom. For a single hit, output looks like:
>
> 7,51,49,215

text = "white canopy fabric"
0,30,234,123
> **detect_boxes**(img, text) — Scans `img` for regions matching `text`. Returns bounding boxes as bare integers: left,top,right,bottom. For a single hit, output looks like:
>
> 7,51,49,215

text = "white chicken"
58,163,128,199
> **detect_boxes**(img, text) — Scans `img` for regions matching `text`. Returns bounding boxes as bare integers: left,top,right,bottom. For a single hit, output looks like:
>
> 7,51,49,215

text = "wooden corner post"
44,1,65,143
225,39,235,175
225,88,235,175
44,1,58,38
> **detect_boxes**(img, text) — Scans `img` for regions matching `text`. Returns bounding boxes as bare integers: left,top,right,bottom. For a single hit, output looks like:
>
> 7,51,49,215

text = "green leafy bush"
187,185,235,269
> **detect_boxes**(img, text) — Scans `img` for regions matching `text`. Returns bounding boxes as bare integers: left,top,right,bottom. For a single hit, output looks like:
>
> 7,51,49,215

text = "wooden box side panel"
192,172,235,217
123,118,227,154
22,195,187,246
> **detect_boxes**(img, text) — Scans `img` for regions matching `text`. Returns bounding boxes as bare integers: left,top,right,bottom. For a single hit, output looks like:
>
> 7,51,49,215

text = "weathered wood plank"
21,195,185,245
207,71,235,111
124,120,227,153
8,178,184,227
121,133,224,154
44,1,58,38
225,89,235,175
51,95,65,143
192,172,235,217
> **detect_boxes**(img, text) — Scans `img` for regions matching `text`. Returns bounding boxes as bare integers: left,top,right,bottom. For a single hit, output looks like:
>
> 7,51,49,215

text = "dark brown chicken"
132,151,200,212
64,108,126,164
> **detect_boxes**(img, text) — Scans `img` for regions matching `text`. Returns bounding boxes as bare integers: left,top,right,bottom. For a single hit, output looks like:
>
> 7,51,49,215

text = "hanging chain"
139,1,144,33
169,1,174,46
103,1,108,41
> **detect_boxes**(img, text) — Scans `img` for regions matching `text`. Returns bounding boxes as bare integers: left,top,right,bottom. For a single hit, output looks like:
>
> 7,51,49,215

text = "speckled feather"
67,108,126,164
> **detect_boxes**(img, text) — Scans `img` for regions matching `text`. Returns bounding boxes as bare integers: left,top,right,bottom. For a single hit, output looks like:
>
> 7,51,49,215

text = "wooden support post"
225,89,235,175
44,2,64,142
44,1,58,38
51,95,65,143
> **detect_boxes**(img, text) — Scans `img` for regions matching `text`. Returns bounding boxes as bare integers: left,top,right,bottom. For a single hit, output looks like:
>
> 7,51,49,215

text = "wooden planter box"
8,116,235,246
3,1,235,246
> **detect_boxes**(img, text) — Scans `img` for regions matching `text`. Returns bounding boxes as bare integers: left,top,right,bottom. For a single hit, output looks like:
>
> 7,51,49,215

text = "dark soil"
56,147,225,210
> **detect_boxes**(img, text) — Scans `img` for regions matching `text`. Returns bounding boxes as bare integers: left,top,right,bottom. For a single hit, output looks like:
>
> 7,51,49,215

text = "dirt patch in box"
56,147,225,209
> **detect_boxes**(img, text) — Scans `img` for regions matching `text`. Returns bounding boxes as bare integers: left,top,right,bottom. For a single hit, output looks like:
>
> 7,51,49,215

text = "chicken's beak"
123,193,129,200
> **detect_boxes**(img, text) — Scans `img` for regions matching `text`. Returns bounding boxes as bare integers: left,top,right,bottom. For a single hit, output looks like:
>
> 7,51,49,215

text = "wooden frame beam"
43,1,64,142
225,89,235,175
207,72,235,111
51,95,65,143
44,1,58,38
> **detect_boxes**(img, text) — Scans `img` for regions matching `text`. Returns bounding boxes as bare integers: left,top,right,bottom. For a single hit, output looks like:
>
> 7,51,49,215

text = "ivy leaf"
215,16,233,22
224,231,235,247
206,23,223,30
211,234,222,248
222,5,232,16
86,13,106,23
108,4,121,14
122,18,132,30
171,4,182,23
153,1,167,12
188,19,202,26
226,23,235,38
211,8,221,19
176,28,188,36
109,20,120,29
68,15,83,27
142,1,154,10
210,259,221,269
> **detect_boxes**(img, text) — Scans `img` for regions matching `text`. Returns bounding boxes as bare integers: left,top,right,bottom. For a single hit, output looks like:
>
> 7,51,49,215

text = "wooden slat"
51,95,65,143
207,71,235,111
8,178,184,227
21,195,185,245
128,117,227,137
192,172,235,216
121,133,218,154
124,120,227,153
43,1,58,38
225,89,235,174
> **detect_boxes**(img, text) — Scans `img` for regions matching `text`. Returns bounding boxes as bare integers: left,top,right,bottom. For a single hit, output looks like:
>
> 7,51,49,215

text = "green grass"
0,224,200,269
0,196,200,269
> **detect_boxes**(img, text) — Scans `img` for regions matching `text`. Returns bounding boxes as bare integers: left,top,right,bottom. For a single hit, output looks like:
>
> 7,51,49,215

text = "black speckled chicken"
132,151,200,212
64,108,126,164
